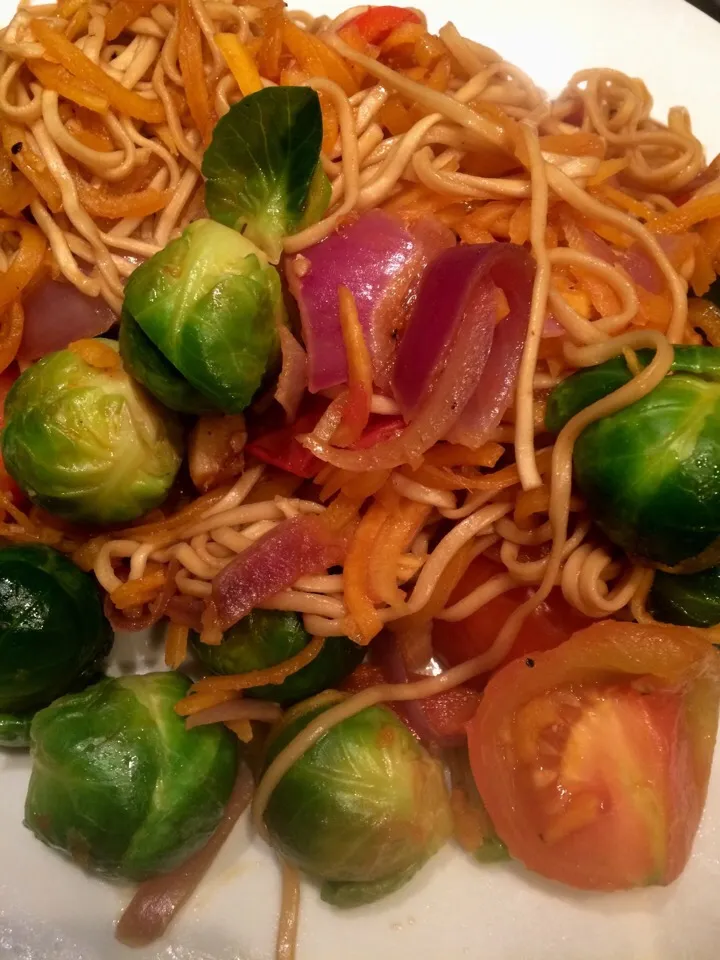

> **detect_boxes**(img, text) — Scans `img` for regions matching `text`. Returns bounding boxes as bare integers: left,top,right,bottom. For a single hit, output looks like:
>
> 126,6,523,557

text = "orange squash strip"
539,132,606,158
225,719,253,741
0,218,47,313
105,0,154,41
513,484,551,529
0,301,23,374
177,0,213,142
321,492,360,531
282,19,359,95
65,5,90,42
332,286,373,447
165,622,189,669
508,200,531,245
66,118,113,153
257,3,283,81
190,635,326,693
590,183,653,221
30,19,164,123
68,337,122,369
175,689,239,716
687,297,720,345
341,469,392,502
111,567,167,610
0,165,35,217
368,499,430,608
73,175,171,218
0,122,63,212
27,59,109,114
635,286,673,331
698,216,720,268
343,501,388,644
650,192,720,235
423,442,505,469
215,32,263,95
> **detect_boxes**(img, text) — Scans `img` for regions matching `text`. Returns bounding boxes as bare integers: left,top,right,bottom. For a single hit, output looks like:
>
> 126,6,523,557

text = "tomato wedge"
433,556,592,686
342,6,422,45
468,621,720,890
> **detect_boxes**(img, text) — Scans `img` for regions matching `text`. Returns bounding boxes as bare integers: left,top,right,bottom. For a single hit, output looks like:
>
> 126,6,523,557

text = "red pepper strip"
343,5,422,44
246,399,327,478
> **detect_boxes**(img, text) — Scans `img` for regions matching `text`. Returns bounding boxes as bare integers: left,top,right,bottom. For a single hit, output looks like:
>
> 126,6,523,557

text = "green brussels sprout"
202,87,329,262
191,610,364,704
263,697,451,906
546,346,720,568
0,544,112,747
1,342,182,525
122,219,282,414
25,672,237,880
649,566,720,628
119,311,218,415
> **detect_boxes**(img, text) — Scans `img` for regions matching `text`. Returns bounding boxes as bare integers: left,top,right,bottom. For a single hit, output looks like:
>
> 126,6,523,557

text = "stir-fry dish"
2,0,720,955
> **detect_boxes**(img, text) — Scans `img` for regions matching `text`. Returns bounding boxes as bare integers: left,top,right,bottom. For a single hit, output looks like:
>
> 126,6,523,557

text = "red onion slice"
19,278,117,362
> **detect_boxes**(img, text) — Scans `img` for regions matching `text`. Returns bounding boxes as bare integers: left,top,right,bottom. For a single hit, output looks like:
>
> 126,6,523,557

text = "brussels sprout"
263,697,451,906
0,544,112,746
202,87,329,262
649,566,720,628
546,346,720,568
25,672,237,880
122,220,282,414
191,610,364,704
1,342,182,525
119,311,218,415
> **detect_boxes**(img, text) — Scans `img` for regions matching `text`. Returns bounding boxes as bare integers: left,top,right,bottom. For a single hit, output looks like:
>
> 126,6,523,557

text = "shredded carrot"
73,175,171,218
105,0,154,41
539,132,606,158
321,492,361,531
687,296,720,345
377,95,414,135
282,19,359,95
165,622,189,669
508,200,531,246
393,539,477,633
635,286,673,331
67,337,121,370
368,499,430,608
590,183,653,221
175,689,239,716
111,568,167,610
0,301,23,374
343,501,388,643
691,235,715,296
0,150,35,216
0,122,63,212
216,32,263,95
586,157,628,186
319,467,389,502
65,4,90,41
190,635,326,693
58,0,86,16
587,219,633,248
332,286,373,447
698,216,720,268
650,192,720,235
513,485,550,529
225,719,253,741
177,0,213,142
66,116,114,153
0,218,47,314
423,442,505,469
30,19,164,124
257,3,283,81
409,448,552,493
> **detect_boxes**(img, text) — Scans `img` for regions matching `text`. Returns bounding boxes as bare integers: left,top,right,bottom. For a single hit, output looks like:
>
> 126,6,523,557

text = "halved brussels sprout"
546,346,720,568
1,342,182,525
650,566,720,628
263,696,451,906
0,544,112,747
25,672,237,880
191,610,364,704
122,219,282,415
202,87,329,262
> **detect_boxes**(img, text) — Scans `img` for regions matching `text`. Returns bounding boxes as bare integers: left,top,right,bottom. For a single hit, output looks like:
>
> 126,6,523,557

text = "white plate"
3,1,720,958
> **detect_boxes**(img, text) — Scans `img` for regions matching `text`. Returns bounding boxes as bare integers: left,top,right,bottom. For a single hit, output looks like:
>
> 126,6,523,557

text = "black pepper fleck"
525,657,535,668
10,142,21,155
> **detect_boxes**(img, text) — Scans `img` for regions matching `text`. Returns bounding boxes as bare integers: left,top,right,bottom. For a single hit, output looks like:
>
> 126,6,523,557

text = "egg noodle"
0,0,718,954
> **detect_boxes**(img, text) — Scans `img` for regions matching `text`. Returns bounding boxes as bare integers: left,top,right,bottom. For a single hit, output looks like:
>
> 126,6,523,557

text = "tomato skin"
433,556,592,685
344,6,422,44
468,621,720,891
341,662,481,743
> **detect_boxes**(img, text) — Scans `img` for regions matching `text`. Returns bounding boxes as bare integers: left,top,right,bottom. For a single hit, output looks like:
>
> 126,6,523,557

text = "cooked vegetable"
203,87,329,262
1,342,182,524
191,610,364,704
445,746,508,864
468,621,720,890
0,544,111,747
546,346,720,568
25,672,237,880
650,566,720,628
122,219,282,414
263,696,451,906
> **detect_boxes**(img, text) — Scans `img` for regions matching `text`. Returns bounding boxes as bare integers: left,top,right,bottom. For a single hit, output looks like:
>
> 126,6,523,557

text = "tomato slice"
468,621,720,890
433,555,592,685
